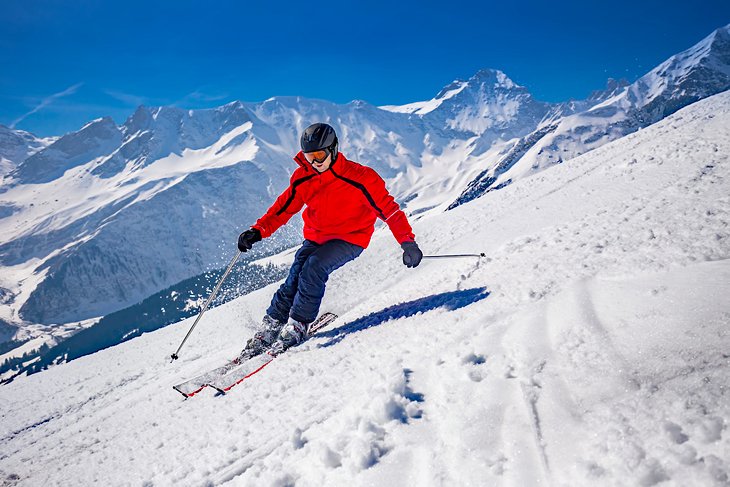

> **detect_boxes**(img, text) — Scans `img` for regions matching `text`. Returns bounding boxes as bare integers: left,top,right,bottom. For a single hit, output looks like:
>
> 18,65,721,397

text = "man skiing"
237,122,422,355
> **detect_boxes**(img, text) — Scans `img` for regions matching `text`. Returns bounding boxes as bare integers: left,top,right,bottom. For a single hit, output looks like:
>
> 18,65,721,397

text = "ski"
206,311,338,394
173,359,244,397
206,352,276,393
173,312,338,397
305,311,338,335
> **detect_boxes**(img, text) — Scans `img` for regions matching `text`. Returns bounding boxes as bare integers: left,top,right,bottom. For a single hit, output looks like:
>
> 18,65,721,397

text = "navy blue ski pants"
267,239,364,324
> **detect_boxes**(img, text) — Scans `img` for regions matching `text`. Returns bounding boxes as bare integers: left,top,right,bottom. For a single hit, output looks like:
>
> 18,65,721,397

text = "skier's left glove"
401,241,423,268
238,228,262,252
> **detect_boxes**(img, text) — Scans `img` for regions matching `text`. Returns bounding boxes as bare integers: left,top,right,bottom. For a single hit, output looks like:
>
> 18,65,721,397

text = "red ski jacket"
253,152,415,248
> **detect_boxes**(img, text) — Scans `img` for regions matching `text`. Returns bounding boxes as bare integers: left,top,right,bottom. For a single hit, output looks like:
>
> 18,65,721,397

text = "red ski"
173,312,337,397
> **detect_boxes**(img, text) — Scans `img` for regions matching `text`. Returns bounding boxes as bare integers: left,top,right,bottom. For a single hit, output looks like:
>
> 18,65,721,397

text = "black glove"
238,228,262,252
401,241,423,268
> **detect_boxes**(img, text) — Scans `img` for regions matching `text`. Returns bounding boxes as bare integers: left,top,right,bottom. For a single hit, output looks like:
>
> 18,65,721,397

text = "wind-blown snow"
1,89,728,486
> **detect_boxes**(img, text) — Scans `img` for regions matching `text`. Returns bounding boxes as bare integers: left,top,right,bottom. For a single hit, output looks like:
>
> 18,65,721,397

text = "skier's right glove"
401,241,423,268
238,228,262,252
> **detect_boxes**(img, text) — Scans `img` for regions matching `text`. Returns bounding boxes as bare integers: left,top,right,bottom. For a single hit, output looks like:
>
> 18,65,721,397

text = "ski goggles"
303,148,331,164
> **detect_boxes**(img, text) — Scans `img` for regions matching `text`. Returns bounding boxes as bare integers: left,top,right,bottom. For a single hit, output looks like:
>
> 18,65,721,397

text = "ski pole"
170,251,242,362
422,253,486,259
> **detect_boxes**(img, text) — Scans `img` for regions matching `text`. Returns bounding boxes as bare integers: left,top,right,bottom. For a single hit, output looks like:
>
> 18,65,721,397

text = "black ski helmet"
300,123,338,160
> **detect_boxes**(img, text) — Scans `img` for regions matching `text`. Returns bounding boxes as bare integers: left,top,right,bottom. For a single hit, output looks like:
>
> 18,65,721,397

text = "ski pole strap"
422,253,486,259
170,251,242,362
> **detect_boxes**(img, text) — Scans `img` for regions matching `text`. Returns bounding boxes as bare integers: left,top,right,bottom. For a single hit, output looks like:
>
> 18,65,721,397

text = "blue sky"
1,0,729,137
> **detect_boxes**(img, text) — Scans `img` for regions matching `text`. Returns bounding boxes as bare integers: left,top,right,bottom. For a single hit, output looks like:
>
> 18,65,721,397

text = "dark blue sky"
2,0,729,136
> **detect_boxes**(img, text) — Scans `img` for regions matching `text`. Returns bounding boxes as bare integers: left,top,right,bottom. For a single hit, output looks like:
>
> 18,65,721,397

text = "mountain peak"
0,123,37,138
431,69,521,102
587,77,630,103
78,116,117,133
216,100,245,112
712,22,730,41
671,22,730,72
123,105,154,134
625,22,730,114
469,68,519,90
706,23,730,59
0,124,48,171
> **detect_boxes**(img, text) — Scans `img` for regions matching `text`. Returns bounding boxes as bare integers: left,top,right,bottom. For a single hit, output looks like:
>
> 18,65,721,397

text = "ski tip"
173,384,203,398
172,386,189,398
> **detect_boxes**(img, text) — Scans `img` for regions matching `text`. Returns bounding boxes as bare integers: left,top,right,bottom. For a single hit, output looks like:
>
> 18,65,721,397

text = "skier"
237,122,422,355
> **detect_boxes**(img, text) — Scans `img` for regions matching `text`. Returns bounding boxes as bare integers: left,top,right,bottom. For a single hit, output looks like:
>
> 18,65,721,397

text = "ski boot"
239,314,284,360
268,319,308,356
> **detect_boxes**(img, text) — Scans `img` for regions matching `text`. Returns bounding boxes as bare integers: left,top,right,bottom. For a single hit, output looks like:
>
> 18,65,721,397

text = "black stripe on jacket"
276,174,317,216
330,168,386,220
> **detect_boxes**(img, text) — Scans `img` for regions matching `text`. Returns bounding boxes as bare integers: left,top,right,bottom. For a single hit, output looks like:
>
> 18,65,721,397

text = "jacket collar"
293,151,343,174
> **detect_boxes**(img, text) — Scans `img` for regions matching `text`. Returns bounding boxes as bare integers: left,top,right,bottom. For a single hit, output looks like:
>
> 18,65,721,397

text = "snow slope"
1,88,728,485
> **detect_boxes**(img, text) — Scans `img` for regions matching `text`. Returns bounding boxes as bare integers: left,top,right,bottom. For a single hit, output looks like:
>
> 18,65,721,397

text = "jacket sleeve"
252,172,306,238
363,168,416,244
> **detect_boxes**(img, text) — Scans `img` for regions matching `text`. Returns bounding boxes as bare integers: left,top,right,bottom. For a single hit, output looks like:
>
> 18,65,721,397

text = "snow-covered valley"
1,87,728,486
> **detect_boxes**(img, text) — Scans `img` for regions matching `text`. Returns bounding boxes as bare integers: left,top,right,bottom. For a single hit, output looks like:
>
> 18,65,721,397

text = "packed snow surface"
1,92,729,486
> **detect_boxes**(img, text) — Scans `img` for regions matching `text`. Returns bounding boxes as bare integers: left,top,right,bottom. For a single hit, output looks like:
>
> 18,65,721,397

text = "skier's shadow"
316,287,489,348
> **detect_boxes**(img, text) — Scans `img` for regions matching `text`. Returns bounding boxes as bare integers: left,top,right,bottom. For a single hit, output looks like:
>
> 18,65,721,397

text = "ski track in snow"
1,92,730,486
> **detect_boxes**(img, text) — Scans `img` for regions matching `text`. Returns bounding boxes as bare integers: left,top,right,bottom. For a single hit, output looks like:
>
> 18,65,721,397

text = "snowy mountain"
1,89,728,486
0,77,548,330
1,24,728,352
377,68,557,218
451,23,730,208
11,117,123,184
0,124,53,176
382,68,550,141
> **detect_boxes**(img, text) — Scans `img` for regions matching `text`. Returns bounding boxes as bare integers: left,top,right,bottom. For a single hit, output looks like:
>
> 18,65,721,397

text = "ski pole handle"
170,251,242,362
422,253,486,259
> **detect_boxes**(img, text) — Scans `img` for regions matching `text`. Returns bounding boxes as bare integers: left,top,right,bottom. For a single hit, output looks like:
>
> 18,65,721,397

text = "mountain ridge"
449,23,730,208
1,24,728,340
